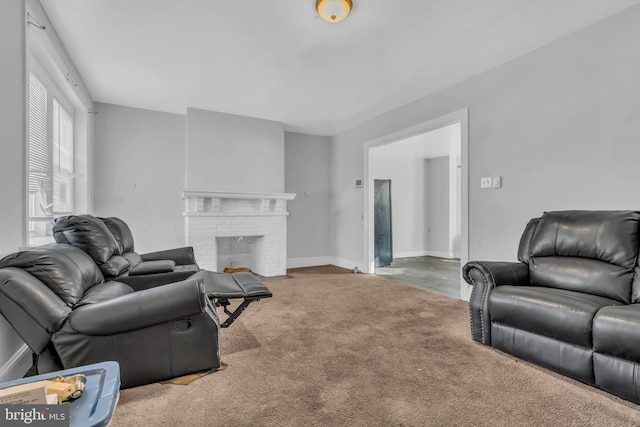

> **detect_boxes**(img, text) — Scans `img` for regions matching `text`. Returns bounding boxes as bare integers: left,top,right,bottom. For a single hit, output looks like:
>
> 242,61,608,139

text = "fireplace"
182,191,295,277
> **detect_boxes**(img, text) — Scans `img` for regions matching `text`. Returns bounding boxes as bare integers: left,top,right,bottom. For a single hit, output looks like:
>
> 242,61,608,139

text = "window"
25,4,91,248
26,72,75,245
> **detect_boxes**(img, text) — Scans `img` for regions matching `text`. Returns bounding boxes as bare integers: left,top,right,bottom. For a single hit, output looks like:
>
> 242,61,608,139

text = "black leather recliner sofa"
52,214,273,328
0,244,220,388
52,215,199,290
463,210,640,403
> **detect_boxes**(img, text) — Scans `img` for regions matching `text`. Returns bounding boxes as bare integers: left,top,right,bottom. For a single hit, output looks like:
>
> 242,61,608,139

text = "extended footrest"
194,271,272,328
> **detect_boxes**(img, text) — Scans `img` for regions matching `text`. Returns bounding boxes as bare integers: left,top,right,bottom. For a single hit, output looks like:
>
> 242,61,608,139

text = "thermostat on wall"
355,179,363,188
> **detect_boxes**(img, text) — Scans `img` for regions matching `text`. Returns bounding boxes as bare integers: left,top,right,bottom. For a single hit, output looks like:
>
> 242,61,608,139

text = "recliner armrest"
463,261,530,345
66,278,208,335
462,261,529,287
140,247,197,266
128,260,176,275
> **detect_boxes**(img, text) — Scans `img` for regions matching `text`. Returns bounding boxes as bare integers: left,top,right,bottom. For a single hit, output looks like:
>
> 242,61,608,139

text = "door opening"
374,179,393,267
364,108,470,300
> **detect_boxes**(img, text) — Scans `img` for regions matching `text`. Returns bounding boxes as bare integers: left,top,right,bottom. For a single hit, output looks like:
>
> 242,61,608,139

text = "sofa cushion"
0,244,104,306
101,217,135,253
527,210,640,303
123,252,143,268
529,257,634,303
529,210,640,268
593,305,640,363
99,255,130,278
53,214,121,262
489,285,622,348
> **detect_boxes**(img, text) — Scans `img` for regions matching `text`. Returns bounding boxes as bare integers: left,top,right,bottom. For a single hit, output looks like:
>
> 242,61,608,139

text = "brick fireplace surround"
182,191,296,277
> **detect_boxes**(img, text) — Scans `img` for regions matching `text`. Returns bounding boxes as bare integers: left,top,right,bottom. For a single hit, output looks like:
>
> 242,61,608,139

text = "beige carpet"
110,266,640,426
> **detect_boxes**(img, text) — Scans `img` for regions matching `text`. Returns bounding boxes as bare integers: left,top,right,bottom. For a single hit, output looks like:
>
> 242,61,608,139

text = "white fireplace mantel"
182,190,296,276
183,190,296,216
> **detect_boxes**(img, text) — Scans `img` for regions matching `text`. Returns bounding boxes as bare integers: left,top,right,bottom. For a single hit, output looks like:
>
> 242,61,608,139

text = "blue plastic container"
0,361,120,427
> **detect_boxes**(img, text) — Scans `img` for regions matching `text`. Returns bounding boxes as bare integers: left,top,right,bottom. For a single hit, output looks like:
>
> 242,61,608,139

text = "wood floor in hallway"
375,255,461,299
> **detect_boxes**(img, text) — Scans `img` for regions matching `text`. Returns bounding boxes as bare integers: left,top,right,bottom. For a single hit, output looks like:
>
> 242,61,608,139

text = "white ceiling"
39,0,640,136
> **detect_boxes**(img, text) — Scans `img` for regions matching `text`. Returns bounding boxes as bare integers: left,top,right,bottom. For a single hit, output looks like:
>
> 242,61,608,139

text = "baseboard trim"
426,250,456,259
331,257,365,272
0,344,31,382
394,251,429,258
287,256,333,269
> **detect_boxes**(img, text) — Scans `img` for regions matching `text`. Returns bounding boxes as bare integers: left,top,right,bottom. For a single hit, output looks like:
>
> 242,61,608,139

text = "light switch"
492,176,502,188
481,177,492,188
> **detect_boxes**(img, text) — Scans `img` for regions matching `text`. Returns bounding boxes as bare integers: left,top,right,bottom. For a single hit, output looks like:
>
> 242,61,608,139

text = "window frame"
24,4,90,247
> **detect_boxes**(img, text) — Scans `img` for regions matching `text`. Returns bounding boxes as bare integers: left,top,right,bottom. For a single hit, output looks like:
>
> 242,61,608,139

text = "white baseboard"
393,251,459,260
331,257,365,272
394,250,429,258
426,250,456,259
287,256,333,269
0,344,31,383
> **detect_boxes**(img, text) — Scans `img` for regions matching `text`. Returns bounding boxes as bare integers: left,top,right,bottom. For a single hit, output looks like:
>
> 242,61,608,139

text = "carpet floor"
110,266,640,426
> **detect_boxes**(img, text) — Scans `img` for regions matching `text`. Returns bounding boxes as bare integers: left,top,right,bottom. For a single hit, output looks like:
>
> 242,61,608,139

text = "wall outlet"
492,176,502,188
480,177,492,188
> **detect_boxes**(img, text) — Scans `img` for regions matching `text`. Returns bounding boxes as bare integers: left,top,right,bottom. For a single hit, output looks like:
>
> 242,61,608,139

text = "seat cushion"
593,305,640,362
489,285,622,347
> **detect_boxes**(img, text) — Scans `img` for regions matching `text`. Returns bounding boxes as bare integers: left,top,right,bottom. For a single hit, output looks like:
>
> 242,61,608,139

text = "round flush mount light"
316,0,353,23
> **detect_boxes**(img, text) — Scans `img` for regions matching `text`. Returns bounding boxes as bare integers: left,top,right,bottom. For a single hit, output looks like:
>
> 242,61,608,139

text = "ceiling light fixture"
316,0,352,23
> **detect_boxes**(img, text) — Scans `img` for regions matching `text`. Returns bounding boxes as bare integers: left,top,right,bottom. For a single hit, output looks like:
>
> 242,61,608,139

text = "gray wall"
371,148,428,258
0,0,29,381
93,103,186,253
186,108,285,193
93,105,331,263
427,157,450,257
0,0,25,258
331,5,640,267
284,132,331,266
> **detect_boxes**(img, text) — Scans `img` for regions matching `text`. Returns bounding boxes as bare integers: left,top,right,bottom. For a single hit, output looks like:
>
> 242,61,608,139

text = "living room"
2,0,640,425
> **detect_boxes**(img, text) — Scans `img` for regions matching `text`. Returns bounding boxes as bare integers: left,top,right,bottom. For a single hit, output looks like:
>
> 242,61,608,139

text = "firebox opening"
216,235,263,273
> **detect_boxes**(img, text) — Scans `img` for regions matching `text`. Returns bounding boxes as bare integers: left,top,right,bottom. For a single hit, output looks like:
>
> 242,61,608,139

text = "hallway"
375,256,461,299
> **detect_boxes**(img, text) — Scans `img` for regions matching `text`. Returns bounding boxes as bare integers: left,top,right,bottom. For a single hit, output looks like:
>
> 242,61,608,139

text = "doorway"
363,108,470,300
374,179,393,267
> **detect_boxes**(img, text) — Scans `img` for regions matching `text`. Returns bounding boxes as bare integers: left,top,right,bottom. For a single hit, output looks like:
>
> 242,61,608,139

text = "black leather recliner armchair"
0,244,220,388
463,210,640,403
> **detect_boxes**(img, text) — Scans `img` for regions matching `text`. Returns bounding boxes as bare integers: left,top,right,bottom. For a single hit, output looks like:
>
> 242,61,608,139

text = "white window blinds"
27,72,75,242
53,98,74,213
27,73,50,202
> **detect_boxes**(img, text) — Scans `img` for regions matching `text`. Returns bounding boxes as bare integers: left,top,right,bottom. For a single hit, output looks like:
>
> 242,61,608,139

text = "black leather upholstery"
101,216,198,270
52,214,199,289
53,215,121,265
463,210,640,404
192,270,273,299
593,305,640,362
490,286,621,347
55,214,271,327
0,244,104,306
101,217,135,253
0,244,221,388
